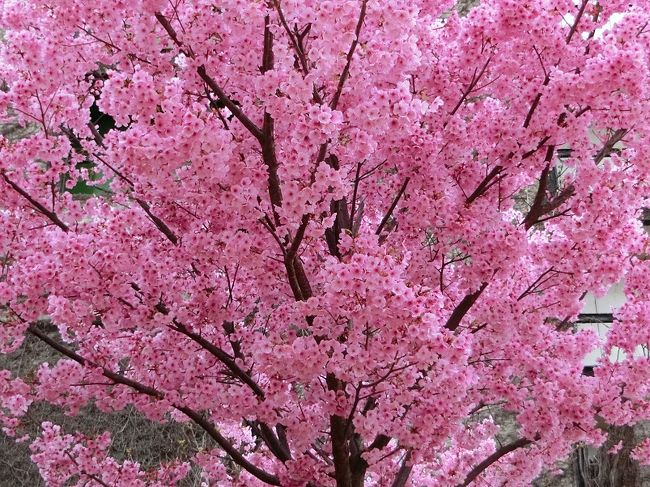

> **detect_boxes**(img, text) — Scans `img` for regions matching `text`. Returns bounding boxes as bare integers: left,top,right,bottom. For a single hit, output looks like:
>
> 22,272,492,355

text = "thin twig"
135,198,179,245
329,0,368,110
272,1,310,76
1,172,69,232
447,55,493,121
376,178,410,235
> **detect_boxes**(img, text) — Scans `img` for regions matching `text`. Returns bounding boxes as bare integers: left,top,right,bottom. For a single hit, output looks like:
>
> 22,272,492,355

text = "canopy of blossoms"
1,0,650,485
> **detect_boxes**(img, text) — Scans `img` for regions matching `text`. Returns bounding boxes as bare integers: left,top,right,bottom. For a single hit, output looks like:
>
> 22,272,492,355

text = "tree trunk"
574,424,639,487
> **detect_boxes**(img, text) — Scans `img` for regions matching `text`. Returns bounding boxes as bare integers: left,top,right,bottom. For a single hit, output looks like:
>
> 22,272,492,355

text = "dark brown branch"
523,146,576,230
521,135,551,160
176,406,282,485
93,153,135,187
390,450,413,487
447,55,492,121
95,158,177,245
349,434,367,487
1,172,70,232
82,471,111,487
517,266,556,301
287,213,311,260
62,124,177,244
325,198,351,259
154,11,194,57
523,69,552,129
275,423,292,461
376,178,410,236
197,66,264,141
164,311,289,464
284,254,312,301
258,17,285,227
27,324,281,486
465,166,504,205
77,26,122,53
273,1,310,76
523,162,551,229
349,162,363,229
594,128,627,165
248,421,292,462
566,0,589,45
444,282,489,332
457,437,533,487
330,412,353,487
532,45,548,80
323,372,356,487
87,122,106,148
64,451,112,487
169,321,265,399
523,1,586,134
539,186,574,216
367,434,391,451
523,91,543,129
156,11,263,141
262,110,282,213
329,0,368,110
135,198,178,245
316,154,349,259
222,319,244,360
155,12,182,47
28,325,89,367
30,323,161,398
261,15,274,74
311,441,334,466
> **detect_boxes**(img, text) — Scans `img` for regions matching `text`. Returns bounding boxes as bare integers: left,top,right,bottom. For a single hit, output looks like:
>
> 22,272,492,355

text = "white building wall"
580,281,650,366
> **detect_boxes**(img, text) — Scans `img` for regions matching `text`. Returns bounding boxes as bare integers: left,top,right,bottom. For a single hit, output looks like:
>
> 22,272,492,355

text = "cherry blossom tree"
1,0,650,485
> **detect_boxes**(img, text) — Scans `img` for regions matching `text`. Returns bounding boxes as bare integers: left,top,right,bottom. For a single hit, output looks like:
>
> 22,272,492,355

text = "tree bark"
574,424,639,487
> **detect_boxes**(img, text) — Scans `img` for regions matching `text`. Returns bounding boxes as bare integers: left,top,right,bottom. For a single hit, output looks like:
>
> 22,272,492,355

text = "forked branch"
376,178,410,236
1,172,70,232
197,66,264,141
458,437,533,486
444,282,489,332
27,323,281,485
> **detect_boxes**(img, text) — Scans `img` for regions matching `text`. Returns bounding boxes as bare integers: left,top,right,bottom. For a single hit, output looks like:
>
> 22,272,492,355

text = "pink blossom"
1,0,650,485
